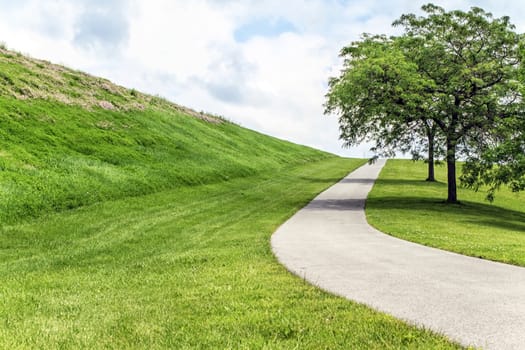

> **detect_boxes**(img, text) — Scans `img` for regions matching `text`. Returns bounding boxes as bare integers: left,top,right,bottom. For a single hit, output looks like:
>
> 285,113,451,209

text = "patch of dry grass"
0,48,222,124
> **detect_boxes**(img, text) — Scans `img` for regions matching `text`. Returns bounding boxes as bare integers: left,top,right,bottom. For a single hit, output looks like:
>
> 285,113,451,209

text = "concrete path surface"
271,160,525,350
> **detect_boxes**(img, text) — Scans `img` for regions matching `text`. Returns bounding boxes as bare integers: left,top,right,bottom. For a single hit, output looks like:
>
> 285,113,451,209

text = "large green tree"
395,4,524,203
327,4,525,203
325,35,442,182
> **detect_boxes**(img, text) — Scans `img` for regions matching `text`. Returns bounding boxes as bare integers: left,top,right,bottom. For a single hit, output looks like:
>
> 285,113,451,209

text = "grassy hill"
0,46,331,224
0,48,460,348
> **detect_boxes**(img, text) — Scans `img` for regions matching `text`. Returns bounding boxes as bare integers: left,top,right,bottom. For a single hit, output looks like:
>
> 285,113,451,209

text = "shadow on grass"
297,176,351,184
299,177,442,186
367,196,525,233
374,178,447,187
299,177,525,232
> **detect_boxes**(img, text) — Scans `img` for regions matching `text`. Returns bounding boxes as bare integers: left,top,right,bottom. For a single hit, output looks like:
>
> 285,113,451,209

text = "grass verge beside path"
0,158,460,349
367,159,525,267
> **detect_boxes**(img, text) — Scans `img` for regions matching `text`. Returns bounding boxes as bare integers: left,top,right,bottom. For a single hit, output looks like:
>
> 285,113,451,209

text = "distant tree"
404,119,445,182
327,4,525,203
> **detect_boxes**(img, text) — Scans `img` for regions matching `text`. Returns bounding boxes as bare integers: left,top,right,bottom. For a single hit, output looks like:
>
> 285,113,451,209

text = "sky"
1,0,525,157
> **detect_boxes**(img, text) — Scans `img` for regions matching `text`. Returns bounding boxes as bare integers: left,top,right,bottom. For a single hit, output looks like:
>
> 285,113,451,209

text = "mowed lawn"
367,159,525,267
0,158,461,349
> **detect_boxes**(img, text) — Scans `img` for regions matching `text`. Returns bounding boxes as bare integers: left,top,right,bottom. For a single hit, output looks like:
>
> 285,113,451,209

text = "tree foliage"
326,4,525,202
324,35,442,181
461,117,525,201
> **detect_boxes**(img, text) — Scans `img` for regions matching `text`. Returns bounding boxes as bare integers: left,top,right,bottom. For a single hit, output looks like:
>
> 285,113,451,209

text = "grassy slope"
1,159,460,349
0,47,329,224
367,159,525,266
0,49,461,348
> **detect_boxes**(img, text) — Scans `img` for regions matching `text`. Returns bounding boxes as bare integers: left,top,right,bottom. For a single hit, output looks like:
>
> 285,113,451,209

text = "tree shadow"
305,198,364,211
296,176,353,184
298,177,440,186
299,177,525,233
338,178,375,184
373,178,447,188
367,196,525,233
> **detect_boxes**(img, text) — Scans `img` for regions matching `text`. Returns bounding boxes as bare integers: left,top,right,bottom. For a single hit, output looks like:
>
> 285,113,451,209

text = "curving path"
271,159,525,350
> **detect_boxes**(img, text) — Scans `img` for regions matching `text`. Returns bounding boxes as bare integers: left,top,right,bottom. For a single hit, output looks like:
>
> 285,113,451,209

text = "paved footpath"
271,160,525,350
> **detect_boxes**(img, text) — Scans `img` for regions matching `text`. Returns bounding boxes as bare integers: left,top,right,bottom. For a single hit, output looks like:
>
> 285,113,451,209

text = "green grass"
0,97,330,223
0,158,462,349
0,48,462,348
0,47,331,224
367,159,525,266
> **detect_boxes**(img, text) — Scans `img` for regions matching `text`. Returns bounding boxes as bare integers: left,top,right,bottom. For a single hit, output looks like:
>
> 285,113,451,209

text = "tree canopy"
324,34,443,182
325,4,525,203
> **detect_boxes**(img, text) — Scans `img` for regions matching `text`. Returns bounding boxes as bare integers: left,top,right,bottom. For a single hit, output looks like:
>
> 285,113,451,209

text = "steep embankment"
0,47,329,223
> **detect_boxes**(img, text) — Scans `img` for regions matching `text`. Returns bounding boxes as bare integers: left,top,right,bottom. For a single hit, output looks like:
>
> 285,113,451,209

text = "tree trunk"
426,130,436,182
446,138,458,203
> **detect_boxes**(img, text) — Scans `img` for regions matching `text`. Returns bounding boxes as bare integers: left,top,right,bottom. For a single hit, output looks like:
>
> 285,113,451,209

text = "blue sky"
1,0,524,157
234,18,297,42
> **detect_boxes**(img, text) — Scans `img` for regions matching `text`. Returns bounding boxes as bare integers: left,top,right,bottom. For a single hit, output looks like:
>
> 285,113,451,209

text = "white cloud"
0,0,524,158
126,0,235,79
